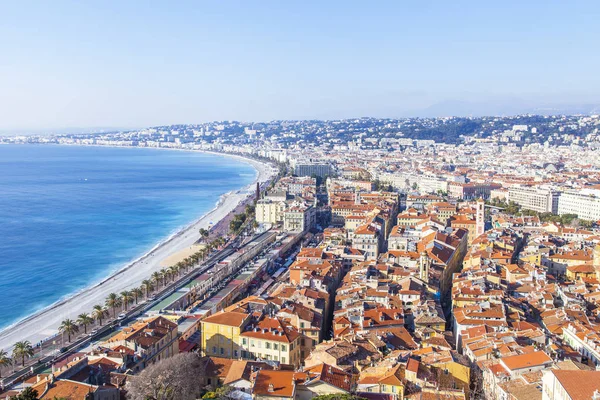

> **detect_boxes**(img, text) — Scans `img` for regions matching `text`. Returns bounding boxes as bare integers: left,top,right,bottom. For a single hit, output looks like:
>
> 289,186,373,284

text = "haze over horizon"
1,1,600,131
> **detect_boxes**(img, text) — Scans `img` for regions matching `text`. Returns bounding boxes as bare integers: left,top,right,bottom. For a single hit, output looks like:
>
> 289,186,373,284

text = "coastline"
0,146,276,351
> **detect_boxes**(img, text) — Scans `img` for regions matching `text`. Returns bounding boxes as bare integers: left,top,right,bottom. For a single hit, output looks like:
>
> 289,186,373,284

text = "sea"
0,144,256,330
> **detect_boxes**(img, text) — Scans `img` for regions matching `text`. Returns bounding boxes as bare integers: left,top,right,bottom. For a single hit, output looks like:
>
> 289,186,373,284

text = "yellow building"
200,311,304,367
358,364,405,399
433,361,471,396
201,311,250,359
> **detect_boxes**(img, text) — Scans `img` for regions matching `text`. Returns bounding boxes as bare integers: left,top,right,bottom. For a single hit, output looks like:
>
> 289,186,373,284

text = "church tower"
476,198,485,238
419,251,430,283
594,244,600,281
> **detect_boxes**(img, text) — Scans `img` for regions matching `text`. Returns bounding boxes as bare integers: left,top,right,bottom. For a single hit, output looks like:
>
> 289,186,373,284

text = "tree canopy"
126,353,207,400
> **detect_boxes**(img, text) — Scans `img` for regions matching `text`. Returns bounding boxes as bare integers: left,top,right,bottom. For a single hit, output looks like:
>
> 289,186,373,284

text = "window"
281,357,286,363
300,322,305,328
382,385,386,392
234,350,238,357
251,340,255,347
212,346,217,354
274,343,278,350
266,342,271,349
257,341,262,349
220,347,224,355
281,345,287,351
242,338,247,345
392,387,396,393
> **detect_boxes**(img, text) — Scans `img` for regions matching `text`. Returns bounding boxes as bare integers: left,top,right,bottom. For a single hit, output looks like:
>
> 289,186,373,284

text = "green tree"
59,319,79,342
12,341,34,367
131,287,144,304
198,228,209,241
76,313,94,335
151,271,163,288
312,395,367,400
105,292,122,318
120,291,133,311
92,305,108,325
9,387,39,400
0,349,11,378
142,279,154,298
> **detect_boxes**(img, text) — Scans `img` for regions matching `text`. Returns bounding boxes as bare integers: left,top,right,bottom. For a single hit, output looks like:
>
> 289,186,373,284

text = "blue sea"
0,145,256,330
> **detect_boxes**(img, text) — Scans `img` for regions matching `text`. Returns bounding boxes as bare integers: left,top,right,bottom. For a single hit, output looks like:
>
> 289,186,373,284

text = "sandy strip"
0,151,276,351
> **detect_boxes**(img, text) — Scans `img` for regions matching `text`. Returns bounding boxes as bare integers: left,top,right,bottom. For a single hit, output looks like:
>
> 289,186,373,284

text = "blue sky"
1,1,599,130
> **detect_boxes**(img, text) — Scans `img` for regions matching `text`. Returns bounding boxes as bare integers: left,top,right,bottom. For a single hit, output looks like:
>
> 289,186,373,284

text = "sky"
1,1,599,130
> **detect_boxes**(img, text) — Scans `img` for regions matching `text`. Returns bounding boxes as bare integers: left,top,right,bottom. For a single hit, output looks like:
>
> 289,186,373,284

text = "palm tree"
167,266,177,282
142,279,154,298
176,261,186,274
106,292,122,318
12,341,34,367
160,268,168,286
77,313,94,334
0,349,11,378
59,319,79,342
132,287,144,304
151,271,162,288
120,291,133,311
92,305,108,325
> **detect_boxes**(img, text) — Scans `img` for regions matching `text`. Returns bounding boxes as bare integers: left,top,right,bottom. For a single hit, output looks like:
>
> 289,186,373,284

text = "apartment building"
200,311,304,367
508,186,560,214
557,189,600,221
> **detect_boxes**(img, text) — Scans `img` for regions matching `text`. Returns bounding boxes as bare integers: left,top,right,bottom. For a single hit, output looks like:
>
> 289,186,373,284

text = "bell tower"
594,244,600,281
476,198,485,238
419,251,430,283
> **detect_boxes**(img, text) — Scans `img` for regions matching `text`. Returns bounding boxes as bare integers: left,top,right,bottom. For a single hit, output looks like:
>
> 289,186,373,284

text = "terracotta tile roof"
202,311,249,327
552,370,600,400
253,370,307,398
500,350,552,371
304,363,352,391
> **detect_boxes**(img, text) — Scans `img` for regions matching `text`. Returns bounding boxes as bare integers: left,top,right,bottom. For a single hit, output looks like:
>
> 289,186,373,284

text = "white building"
508,186,560,214
557,189,600,221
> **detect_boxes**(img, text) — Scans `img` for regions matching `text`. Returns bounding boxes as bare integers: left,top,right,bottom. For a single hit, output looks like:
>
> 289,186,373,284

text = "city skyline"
2,1,600,130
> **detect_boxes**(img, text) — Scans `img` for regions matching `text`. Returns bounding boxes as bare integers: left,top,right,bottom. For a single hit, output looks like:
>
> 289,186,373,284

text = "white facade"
557,189,600,221
508,186,560,214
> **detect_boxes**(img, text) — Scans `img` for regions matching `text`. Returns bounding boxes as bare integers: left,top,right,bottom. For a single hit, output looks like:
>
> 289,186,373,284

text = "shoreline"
0,145,276,351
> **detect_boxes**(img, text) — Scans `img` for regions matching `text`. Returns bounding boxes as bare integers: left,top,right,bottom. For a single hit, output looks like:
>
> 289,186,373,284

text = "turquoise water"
0,145,256,330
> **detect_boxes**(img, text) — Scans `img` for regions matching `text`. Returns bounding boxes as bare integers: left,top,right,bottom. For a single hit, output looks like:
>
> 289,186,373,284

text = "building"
542,369,600,400
557,189,600,222
507,186,560,214
352,224,381,260
448,182,502,200
103,316,178,371
283,204,316,233
201,311,304,367
256,198,286,225
294,162,332,178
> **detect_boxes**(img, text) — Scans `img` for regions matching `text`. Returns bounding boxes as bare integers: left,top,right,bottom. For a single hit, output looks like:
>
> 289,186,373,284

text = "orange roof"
552,370,600,400
500,350,552,371
202,311,249,327
253,370,307,397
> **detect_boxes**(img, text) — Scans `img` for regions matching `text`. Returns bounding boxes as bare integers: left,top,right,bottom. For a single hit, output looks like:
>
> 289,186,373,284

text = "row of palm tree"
0,340,35,374
7,235,229,373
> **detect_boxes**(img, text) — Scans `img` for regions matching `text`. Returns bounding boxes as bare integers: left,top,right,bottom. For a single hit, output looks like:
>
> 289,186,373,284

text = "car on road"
117,313,127,320
90,328,100,336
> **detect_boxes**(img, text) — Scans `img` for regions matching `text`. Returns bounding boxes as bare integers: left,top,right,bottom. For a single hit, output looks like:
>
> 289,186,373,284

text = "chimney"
268,383,274,393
